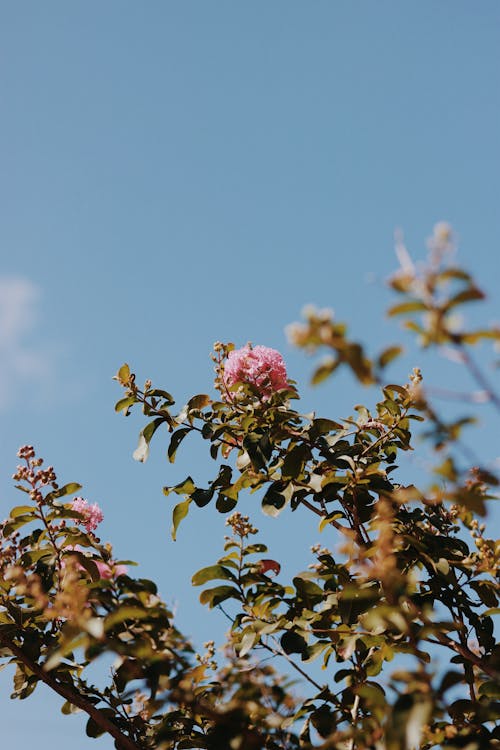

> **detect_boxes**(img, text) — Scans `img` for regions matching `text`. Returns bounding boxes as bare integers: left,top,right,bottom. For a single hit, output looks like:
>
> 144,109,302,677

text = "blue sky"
1,3,500,747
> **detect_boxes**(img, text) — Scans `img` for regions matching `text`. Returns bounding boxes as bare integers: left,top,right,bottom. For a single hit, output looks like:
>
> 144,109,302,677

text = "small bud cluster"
130,691,153,721
46,556,91,624
309,543,333,572
464,473,499,574
427,221,455,267
17,445,36,460
0,522,19,569
285,305,335,348
3,566,48,610
195,640,217,671
226,512,258,538
12,446,58,503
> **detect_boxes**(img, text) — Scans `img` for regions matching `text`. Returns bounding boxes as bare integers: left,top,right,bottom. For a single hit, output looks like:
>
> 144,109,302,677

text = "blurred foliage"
1,225,499,749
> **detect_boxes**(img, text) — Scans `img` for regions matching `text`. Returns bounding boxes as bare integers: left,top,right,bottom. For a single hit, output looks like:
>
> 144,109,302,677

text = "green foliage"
1,225,499,749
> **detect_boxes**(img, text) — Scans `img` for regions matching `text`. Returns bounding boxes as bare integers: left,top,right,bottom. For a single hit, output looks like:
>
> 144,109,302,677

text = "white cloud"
0,277,52,410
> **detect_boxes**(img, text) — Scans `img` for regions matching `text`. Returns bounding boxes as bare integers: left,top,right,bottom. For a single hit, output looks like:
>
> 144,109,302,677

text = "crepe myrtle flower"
94,559,128,579
71,497,104,533
63,545,127,579
222,344,288,401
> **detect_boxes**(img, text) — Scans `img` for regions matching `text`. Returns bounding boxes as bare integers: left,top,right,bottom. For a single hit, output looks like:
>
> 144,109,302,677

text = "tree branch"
0,634,141,750
426,631,499,680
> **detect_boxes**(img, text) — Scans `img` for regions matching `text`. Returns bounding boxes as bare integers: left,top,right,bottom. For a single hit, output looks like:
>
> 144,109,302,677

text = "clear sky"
1,3,499,747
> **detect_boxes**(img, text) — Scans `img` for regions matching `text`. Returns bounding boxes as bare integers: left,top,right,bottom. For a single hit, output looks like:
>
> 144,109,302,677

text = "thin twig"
456,343,500,414
262,637,329,697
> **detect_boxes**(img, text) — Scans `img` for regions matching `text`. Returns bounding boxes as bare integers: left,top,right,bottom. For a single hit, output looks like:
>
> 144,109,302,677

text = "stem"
426,632,498,680
232,530,336,705
423,400,480,467
0,635,141,750
348,694,360,750
298,496,325,517
456,343,500,415
359,408,408,459
426,386,489,403
262,637,329,697
37,503,63,575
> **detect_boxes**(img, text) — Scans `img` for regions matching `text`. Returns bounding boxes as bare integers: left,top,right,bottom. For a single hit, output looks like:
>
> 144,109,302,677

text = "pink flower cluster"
71,498,104,533
94,560,128,579
223,345,288,401
63,545,127,579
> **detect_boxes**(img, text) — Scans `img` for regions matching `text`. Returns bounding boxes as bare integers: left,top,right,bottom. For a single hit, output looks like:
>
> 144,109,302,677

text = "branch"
426,631,499,680
262,637,330,697
0,635,141,750
455,342,500,415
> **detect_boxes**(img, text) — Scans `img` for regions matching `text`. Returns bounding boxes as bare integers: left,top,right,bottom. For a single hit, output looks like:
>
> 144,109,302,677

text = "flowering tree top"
1,226,500,750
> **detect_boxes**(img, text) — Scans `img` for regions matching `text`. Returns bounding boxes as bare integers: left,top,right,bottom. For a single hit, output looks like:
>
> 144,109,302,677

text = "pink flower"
94,560,128,579
71,498,104,533
63,545,127,579
223,345,288,401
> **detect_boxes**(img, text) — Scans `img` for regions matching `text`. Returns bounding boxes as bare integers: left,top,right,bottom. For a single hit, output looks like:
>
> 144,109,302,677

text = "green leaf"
308,418,343,439
318,511,344,532
104,606,150,630
116,363,130,383
439,670,464,694
177,736,209,749
45,483,82,503
238,629,258,657
437,267,471,282
479,681,500,699
44,633,89,671
212,464,233,489
85,710,116,738
444,286,485,310
281,630,308,657
386,694,432,750
114,396,136,415
469,580,498,608
262,482,292,517
199,584,241,608
133,418,164,462
215,494,237,513
243,433,272,471
61,700,81,715
187,394,211,412
377,345,404,369
3,515,36,536
147,388,175,404
243,543,268,555
282,443,310,480
171,498,191,540
343,343,374,384
462,328,500,344
355,682,386,707
167,427,191,463
311,357,338,385
293,576,324,602
191,565,236,586
436,558,450,575
69,552,100,581
384,384,409,398
164,476,196,497
191,488,214,508
9,505,35,518
387,300,427,317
